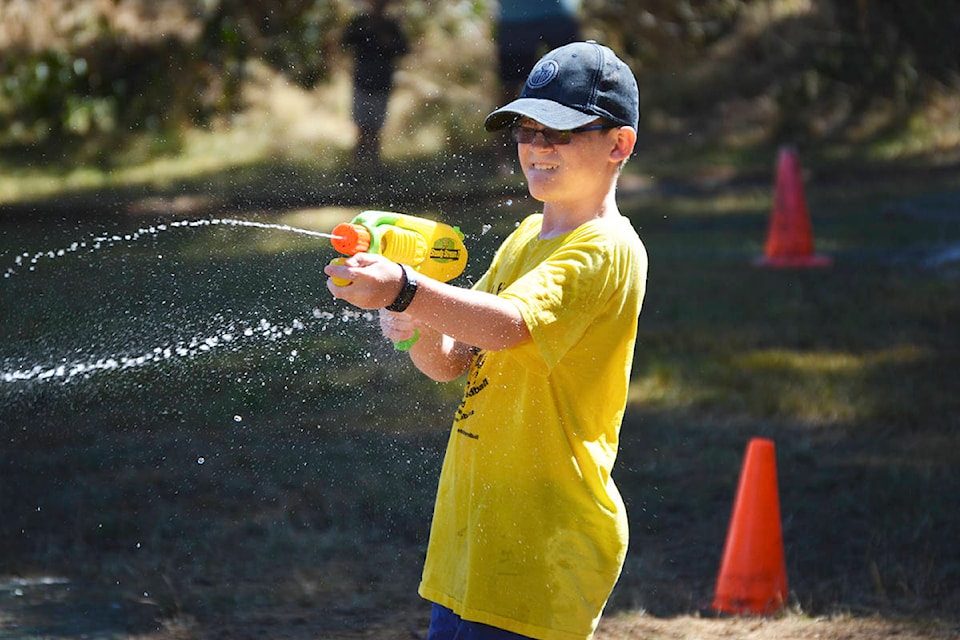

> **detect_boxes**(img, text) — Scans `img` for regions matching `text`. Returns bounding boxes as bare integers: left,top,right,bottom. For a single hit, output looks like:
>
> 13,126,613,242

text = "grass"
1,160,959,638
615,181,960,621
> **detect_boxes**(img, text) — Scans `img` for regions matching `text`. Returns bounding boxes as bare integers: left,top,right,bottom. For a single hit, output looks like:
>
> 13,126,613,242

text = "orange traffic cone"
755,146,832,267
710,438,788,615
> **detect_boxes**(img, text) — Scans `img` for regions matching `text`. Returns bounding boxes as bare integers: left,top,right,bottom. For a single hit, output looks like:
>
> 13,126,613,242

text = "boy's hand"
379,309,418,344
325,252,404,310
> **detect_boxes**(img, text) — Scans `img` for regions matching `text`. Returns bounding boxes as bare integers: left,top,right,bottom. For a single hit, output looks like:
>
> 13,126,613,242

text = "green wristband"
393,329,420,352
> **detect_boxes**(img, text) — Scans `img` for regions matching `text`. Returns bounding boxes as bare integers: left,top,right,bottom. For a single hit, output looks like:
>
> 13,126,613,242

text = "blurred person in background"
495,0,582,102
342,0,408,167
492,0,582,173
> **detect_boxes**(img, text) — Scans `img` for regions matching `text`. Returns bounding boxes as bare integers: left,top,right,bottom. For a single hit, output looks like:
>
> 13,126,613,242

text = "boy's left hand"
379,308,418,344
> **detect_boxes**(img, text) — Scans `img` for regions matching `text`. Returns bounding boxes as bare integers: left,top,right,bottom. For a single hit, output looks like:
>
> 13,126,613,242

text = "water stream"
3,217,340,279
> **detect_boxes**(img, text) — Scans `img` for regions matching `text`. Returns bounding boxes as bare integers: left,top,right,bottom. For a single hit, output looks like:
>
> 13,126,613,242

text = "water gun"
329,210,468,350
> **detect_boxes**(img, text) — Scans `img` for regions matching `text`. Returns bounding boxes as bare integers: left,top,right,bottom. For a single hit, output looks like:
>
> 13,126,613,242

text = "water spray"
1,211,466,382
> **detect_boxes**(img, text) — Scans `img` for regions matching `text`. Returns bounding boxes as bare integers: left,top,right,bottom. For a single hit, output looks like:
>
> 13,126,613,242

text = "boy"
326,41,647,640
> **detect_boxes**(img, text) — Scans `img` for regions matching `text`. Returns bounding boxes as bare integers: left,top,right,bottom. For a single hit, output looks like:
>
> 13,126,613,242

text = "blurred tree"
585,0,744,68
586,0,959,82
587,0,959,144
0,0,349,159
830,0,960,83
0,0,957,160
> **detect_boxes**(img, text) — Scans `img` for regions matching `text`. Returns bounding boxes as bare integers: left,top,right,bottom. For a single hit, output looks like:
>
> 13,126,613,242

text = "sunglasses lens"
510,127,531,143
510,127,572,145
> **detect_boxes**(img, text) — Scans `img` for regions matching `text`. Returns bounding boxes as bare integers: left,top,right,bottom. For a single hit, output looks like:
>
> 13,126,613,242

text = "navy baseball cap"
484,41,640,132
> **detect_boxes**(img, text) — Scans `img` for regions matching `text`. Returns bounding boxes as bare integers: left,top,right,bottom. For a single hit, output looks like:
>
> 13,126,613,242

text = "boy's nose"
531,134,555,149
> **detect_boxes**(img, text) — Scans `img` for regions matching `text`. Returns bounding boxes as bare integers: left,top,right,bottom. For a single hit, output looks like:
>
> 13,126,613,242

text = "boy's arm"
379,310,473,382
325,253,531,352
403,273,530,352
408,326,476,382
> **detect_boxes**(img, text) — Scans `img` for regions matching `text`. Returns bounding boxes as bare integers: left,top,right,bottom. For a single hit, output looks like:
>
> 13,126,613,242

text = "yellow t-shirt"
419,213,648,640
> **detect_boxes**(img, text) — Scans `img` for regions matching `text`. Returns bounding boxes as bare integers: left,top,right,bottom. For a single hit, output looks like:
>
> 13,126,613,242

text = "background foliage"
0,0,958,163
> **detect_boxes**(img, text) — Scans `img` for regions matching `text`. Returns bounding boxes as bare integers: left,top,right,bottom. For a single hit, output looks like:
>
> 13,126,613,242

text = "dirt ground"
3,573,958,640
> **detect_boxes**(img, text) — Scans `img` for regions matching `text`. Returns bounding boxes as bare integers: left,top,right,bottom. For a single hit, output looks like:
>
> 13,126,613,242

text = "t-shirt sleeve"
498,236,617,374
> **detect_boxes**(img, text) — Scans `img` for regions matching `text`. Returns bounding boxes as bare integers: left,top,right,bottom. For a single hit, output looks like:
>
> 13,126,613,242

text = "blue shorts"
427,604,533,640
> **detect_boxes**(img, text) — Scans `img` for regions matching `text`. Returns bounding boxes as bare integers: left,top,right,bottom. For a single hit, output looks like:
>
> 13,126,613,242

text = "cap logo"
526,59,559,89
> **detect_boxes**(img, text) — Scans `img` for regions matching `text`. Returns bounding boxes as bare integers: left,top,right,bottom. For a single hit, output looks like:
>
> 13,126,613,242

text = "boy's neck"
539,191,620,239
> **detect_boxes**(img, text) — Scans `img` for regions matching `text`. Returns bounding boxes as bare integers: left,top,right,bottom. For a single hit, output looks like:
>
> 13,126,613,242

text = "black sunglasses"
509,124,615,146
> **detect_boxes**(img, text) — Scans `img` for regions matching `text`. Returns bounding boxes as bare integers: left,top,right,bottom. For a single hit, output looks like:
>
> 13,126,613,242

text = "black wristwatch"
385,263,418,312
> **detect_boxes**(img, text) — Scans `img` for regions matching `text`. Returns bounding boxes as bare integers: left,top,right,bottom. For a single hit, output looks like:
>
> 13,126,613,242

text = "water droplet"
197,457,205,465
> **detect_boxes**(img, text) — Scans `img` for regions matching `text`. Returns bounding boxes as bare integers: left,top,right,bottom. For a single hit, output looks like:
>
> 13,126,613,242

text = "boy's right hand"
326,253,405,310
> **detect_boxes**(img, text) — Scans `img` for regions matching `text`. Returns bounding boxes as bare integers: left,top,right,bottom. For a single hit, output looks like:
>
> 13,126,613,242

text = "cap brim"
484,98,598,131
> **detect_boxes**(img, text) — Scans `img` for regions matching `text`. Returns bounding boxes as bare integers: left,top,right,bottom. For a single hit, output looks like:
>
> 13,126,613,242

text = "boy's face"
514,117,620,207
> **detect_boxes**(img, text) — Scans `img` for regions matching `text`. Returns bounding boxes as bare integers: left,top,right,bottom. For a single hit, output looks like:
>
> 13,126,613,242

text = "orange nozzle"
331,223,371,255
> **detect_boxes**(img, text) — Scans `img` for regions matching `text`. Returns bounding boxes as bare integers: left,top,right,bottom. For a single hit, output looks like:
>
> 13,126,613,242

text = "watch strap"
385,263,418,312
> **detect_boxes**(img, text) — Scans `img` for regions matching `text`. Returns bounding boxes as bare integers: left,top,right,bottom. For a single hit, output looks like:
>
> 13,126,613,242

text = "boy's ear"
610,127,637,162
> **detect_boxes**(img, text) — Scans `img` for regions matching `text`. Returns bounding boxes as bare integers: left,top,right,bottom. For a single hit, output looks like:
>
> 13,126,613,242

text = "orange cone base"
753,254,833,268
710,583,788,616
